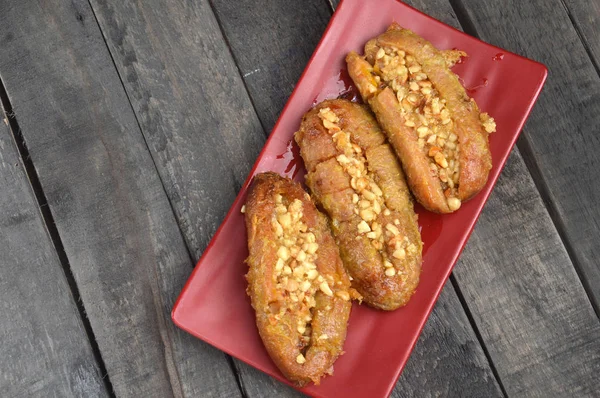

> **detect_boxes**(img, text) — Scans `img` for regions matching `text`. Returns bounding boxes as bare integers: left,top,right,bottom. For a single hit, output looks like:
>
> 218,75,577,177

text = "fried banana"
346,23,495,213
295,100,422,311
244,172,353,386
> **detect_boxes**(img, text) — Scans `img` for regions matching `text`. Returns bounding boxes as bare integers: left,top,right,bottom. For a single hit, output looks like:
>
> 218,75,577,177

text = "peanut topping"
319,281,334,297
370,46,495,211
480,112,496,133
271,196,339,350
447,197,461,211
335,290,350,301
318,107,413,277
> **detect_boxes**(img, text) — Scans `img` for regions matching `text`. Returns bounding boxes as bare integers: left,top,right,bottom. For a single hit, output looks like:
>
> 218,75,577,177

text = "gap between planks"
83,0,197,268
447,0,600,320
0,77,116,398
450,275,509,398
558,0,600,80
205,0,271,137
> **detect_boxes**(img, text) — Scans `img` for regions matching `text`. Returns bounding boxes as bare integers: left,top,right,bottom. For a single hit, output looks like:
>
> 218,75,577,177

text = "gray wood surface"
210,0,331,132
88,0,271,394
454,149,600,396
0,1,240,397
562,0,600,73
0,0,598,396
89,0,266,261
0,108,107,397
456,0,600,314
209,1,501,397
390,285,502,398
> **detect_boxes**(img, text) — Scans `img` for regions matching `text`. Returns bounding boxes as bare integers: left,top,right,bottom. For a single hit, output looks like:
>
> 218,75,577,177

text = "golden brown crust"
346,23,494,213
369,87,451,213
295,100,422,310
244,172,352,386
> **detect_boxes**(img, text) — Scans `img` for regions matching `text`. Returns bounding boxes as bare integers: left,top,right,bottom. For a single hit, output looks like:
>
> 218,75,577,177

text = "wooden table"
1,0,599,396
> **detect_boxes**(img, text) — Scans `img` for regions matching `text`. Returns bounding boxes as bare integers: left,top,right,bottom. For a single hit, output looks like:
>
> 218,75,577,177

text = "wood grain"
454,149,600,396
0,0,596,396
561,1,600,74
0,1,241,397
0,108,107,397
89,0,266,262
455,0,600,314
88,0,276,394
210,0,501,397
210,0,331,131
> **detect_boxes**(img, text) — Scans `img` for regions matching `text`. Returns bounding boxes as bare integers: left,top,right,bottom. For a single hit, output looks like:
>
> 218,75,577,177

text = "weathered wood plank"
210,0,331,132
391,285,502,398
449,0,600,393
562,1,600,73
456,0,600,314
0,108,107,397
89,0,266,261
454,148,600,396
210,1,502,397
0,1,241,397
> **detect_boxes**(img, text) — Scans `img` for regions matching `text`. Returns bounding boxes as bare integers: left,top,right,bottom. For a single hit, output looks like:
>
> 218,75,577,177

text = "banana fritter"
346,23,495,213
295,100,422,311
244,172,353,386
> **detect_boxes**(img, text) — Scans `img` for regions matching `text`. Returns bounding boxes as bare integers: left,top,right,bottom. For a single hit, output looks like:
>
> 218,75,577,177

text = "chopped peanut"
480,112,496,133
447,197,461,211
357,220,371,234
319,281,333,297
277,246,290,261
336,290,350,301
269,193,334,347
393,248,406,259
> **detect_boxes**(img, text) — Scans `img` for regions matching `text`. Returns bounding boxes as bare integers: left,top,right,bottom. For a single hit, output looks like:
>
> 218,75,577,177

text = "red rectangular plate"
172,0,547,397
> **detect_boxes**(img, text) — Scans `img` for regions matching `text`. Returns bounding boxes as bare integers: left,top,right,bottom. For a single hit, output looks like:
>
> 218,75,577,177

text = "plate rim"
172,0,548,396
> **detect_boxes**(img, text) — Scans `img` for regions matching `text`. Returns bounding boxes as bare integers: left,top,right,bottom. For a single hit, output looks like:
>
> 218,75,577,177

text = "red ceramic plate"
172,0,547,397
